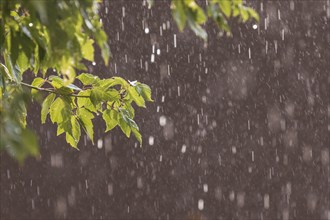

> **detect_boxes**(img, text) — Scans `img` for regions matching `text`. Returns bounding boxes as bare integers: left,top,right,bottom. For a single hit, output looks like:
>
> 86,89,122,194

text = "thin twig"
20,82,90,98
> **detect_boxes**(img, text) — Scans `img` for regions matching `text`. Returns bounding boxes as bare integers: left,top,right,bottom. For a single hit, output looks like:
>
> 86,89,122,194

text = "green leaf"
17,51,29,73
49,76,64,88
49,97,72,124
239,7,249,22
134,83,153,102
118,117,131,138
81,39,94,61
187,18,207,41
187,1,207,24
77,90,97,112
219,0,232,18
172,0,187,31
31,77,45,96
99,77,128,88
77,73,99,85
102,109,118,132
41,93,56,123
64,116,81,149
120,109,139,130
247,8,259,21
132,127,142,144
0,63,12,81
90,87,118,106
128,86,145,107
4,53,21,82
77,108,94,143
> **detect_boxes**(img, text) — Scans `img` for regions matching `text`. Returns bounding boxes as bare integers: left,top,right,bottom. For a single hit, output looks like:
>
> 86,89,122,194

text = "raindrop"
92,62,96,66
85,179,89,189
252,24,258,29
229,191,235,201
203,184,208,193
181,144,187,153
198,199,204,210
108,183,113,196
144,27,150,34
159,26,163,36
232,146,237,154
31,199,35,209
174,34,177,48
156,49,161,55
148,136,154,146
159,116,167,126
29,23,33,27
97,139,103,149
237,192,245,207
151,54,155,63
264,194,270,209
122,6,125,17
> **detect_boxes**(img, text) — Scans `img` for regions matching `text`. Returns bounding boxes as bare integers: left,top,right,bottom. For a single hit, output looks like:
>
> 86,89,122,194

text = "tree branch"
20,82,90,98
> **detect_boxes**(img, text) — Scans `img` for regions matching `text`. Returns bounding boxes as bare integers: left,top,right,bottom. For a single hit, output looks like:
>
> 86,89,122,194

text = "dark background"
1,0,329,219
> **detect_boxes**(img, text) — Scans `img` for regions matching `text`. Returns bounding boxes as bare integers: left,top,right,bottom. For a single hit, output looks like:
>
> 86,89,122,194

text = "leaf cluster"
168,0,259,40
0,0,152,162
31,74,153,149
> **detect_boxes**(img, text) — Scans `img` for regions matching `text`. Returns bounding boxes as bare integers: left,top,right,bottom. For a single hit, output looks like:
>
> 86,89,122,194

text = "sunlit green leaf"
31,77,45,88
78,108,94,143
77,73,100,85
77,90,97,112
81,39,94,61
219,0,232,18
41,93,56,123
128,86,145,107
132,127,142,144
134,83,153,102
247,8,259,21
90,87,109,106
102,109,118,132
118,117,131,138
64,116,81,149
49,97,71,124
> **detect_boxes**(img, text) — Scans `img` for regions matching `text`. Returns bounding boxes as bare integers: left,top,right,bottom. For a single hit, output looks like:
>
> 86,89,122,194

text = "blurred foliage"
0,0,152,163
1,0,258,163
148,0,259,40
